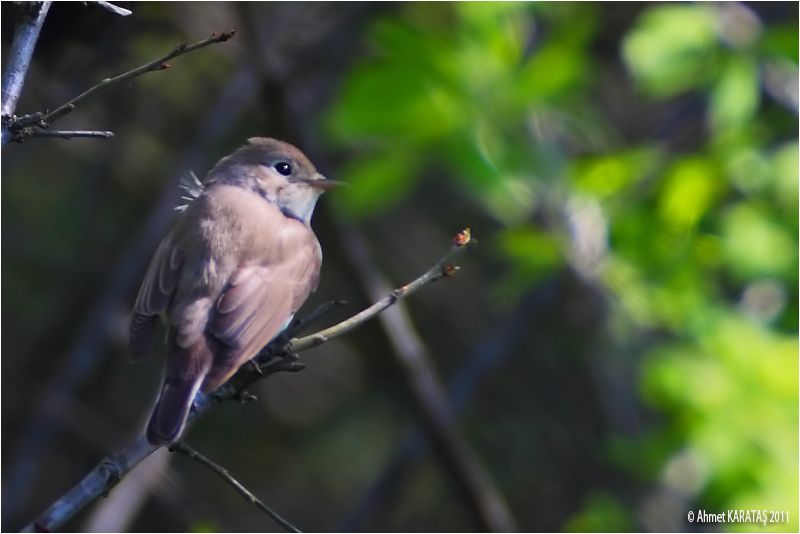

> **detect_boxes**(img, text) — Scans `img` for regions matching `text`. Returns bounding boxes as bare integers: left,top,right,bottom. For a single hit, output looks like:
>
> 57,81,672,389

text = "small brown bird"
130,137,341,445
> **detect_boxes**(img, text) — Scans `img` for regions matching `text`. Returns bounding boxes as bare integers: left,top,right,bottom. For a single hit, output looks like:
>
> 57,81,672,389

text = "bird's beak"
305,174,347,190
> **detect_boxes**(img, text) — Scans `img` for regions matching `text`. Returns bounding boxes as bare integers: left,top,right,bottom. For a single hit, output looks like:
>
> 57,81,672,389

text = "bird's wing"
129,236,185,361
204,231,322,391
203,264,294,390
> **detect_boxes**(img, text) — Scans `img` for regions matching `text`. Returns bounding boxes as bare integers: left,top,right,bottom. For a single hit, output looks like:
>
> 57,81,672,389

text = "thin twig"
170,442,301,533
1,1,52,145
90,0,133,16
17,129,114,140
288,234,473,353
43,30,236,124
21,230,476,532
3,29,236,145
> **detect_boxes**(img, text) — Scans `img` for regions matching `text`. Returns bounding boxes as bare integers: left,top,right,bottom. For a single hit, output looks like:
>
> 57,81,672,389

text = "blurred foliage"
325,2,797,531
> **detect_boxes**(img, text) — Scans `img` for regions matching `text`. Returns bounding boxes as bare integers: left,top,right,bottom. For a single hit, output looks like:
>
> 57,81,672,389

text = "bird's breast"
196,184,317,267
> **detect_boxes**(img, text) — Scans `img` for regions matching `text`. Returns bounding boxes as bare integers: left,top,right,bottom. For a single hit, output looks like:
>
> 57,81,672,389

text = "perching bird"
130,137,341,445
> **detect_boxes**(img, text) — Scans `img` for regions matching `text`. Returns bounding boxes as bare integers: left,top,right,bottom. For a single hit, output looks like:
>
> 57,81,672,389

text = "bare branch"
21,436,157,533
3,29,236,145
341,283,551,530
15,129,114,140
90,1,133,16
1,1,51,116
44,30,236,124
22,230,476,532
170,442,301,533
288,231,474,353
1,1,52,144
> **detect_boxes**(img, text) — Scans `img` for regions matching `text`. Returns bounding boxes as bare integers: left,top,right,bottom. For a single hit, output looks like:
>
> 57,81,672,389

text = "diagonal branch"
21,230,476,533
3,30,236,145
170,442,301,533
43,30,236,124
288,232,472,354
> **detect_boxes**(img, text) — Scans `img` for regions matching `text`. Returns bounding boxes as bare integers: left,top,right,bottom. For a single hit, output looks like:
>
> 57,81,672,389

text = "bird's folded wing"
204,264,295,390
129,238,184,360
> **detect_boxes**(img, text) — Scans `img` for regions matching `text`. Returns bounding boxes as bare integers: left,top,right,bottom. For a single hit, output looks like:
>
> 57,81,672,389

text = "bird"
129,137,341,445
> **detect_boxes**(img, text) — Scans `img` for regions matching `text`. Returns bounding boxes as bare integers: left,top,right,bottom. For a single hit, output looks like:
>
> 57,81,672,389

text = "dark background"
2,2,797,532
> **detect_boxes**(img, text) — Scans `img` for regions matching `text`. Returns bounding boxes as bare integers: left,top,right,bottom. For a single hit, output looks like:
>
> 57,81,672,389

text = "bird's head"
207,137,343,223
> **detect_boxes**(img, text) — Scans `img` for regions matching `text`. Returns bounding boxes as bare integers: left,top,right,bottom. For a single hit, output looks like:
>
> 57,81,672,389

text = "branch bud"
442,264,460,277
452,227,471,247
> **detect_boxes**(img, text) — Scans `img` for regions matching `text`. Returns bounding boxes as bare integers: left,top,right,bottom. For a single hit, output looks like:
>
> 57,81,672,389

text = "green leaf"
565,492,633,532
332,150,422,220
326,62,461,143
710,56,760,132
622,4,718,97
443,131,538,225
772,142,799,217
496,225,562,282
720,203,796,281
572,148,660,199
514,43,588,105
759,24,800,62
657,157,721,231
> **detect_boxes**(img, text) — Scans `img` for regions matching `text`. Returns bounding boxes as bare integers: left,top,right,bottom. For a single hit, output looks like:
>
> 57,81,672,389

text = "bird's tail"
146,337,212,445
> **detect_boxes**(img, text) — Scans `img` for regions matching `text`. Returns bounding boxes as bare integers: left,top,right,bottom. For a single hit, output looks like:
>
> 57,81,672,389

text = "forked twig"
3,30,236,144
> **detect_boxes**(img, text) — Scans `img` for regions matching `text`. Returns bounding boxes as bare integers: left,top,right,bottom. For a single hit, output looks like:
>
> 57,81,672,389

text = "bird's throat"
279,195,319,224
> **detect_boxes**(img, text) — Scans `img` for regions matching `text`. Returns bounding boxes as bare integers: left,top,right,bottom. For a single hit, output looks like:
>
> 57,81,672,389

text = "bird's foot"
282,351,305,372
248,359,264,375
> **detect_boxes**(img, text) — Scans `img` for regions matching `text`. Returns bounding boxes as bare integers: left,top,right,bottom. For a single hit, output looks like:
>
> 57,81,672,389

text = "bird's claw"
283,352,305,372
248,359,264,375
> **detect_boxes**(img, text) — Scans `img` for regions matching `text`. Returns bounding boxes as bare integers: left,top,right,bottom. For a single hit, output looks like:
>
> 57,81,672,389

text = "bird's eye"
274,161,292,176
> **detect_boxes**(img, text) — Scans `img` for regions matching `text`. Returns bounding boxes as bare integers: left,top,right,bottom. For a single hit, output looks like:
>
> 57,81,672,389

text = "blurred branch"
341,280,560,530
337,225,517,532
169,442,301,533
0,1,51,145
3,30,236,145
22,232,476,532
89,0,132,16
3,65,259,526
